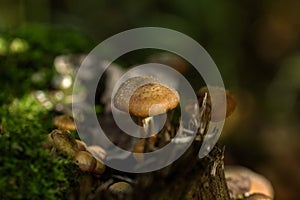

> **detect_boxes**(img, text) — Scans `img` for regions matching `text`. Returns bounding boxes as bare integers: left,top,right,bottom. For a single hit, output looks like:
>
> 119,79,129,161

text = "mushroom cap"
53,115,76,131
197,86,236,122
108,181,133,194
243,193,273,200
147,52,188,74
76,139,87,151
114,76,179,118
225,166,274,199
50,129,79,157
74,151,97,172
93,160,106,175
87,145,107,161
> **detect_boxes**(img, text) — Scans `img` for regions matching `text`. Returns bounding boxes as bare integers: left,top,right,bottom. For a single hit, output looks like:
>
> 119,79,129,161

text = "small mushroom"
87,145,107,161
132,138,146,162
225,166,274,199
53,114,76,131
197,86,236,122
147,52,189,74
243,193,273,200
108,181,133,198
74,151,97,172
50,129,79,157
93,160,106,175
76,139,87,151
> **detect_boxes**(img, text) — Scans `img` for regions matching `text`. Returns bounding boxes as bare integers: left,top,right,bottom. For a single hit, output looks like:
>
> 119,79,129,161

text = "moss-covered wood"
133,143,230,200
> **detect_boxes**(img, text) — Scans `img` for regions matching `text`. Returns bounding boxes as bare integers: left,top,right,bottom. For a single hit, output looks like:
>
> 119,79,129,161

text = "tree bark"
133,142,230,200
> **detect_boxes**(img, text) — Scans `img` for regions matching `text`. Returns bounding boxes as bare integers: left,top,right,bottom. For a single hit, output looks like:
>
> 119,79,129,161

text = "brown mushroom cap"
243,193,273,200
74,151,97,172
87,145,107,161
114,76,159,112
76,139,87,151
114,76,179,118
129,83,179,117
225,166,274,199
147,52,188,74
108,181,133,195
93,160,106,175
197,86,236,122
53,115,76,131
50,129,79,157
132,138,145,162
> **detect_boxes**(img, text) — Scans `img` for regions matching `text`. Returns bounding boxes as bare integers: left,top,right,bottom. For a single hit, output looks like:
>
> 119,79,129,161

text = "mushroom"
132,138,146,162
93,159,106,175
87,145,107,161
76,139,87,151
197,86,236,122
113,76,180,154
50,129,79,157
108,181,133,198
243,193,273,200
147,52,189,74
225,165,274,199
127,83,179,118
74,151,97,172
53,114,76,131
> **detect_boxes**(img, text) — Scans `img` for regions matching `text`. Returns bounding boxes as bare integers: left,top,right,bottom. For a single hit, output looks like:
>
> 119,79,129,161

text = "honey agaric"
108,181,133,196
197,86,236,122
147,52,188,74
76,139,87,151
113,76,180,156
225,166,274,199
132,138,146,162
128,83,179,118
93,159,106,175
53,115,76,131
114,76,179,118
87,145,107,161
50,129,79,157
243,193,273,200
74,151,97,173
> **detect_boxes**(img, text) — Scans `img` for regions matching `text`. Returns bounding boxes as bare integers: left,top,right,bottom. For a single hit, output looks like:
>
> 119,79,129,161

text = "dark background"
1,0,300,199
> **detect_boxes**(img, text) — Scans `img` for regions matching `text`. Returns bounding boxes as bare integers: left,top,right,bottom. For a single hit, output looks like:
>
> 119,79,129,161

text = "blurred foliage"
0,24,93,104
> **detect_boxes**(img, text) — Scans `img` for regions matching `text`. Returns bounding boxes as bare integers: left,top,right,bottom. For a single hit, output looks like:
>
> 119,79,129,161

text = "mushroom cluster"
44,112,136,199
36,55,275,200
45,114,106,176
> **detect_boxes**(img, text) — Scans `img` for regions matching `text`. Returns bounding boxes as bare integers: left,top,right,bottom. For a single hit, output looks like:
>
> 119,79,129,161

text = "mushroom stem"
199,92,209,135
133,117,153,162
142,116,153,137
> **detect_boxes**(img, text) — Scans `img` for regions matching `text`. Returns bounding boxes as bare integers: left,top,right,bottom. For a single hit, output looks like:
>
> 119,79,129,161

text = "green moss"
0,95,77,200
0,24,94,199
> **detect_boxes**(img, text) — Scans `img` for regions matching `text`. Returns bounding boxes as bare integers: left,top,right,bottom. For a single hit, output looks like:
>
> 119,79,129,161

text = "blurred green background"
1,0,300,199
